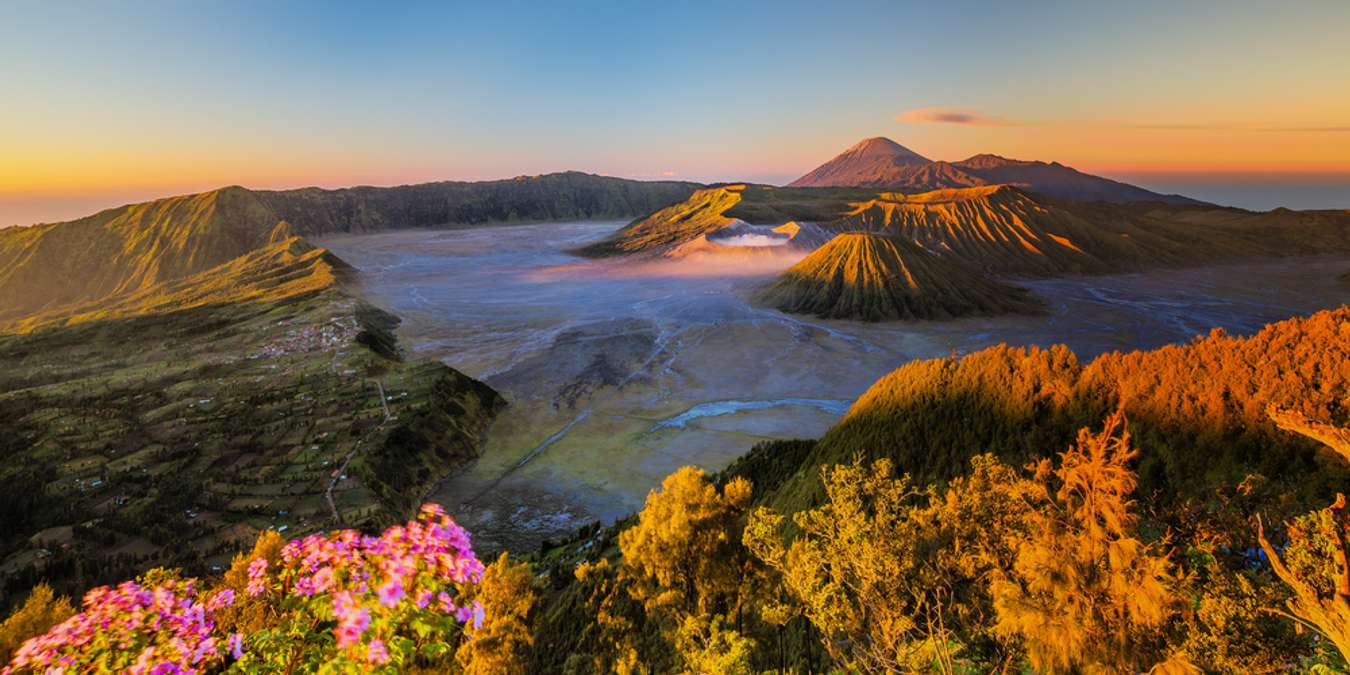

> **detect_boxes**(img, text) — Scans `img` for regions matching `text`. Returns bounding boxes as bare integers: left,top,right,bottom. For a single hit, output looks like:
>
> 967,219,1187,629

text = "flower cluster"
5,575,241,675
240,503,485,669
245,558,268,597
3,505,482,673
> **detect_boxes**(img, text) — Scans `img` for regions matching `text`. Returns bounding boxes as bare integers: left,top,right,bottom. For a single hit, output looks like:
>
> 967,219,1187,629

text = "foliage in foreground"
0,586,73,666
1258,413,1350,662
539,412,1344,673
8,414,1350,672
4,505,500,674
747,413,1190,673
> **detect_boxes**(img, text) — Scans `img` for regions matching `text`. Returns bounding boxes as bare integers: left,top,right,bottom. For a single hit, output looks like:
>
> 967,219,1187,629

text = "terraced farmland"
0,289,502,605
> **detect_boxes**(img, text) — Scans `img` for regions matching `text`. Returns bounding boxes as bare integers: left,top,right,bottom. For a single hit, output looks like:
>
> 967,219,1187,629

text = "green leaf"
419,641,451,660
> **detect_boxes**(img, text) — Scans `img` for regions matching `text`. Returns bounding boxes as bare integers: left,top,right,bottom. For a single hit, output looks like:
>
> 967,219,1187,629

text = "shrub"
0,585,74,665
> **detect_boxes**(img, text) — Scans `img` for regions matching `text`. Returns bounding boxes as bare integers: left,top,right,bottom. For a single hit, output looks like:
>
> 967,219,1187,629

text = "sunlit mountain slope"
590,183,1350,280
756,232,1041,320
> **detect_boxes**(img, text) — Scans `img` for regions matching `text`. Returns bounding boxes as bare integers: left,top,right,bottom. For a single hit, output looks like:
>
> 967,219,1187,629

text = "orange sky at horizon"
6,123,1349,194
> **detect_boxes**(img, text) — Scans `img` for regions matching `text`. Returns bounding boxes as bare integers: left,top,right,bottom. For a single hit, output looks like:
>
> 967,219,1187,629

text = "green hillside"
0,188,288,324
0,287,504,606
763,306,1350,513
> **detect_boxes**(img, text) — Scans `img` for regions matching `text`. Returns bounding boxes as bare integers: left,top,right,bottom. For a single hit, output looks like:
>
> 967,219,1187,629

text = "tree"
991,412,1185,673
673,614,755,675
212,528,285,636
617,466,760,671
0,584,74,664
1257,414,1350,662
1258,494,1350,662
455,552,537,675
746,454,1037,673
619,467,753,618
560,558,653,675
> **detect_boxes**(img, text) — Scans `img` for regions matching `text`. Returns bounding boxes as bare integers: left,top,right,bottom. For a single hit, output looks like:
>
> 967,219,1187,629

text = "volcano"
789,137,1200,204
756,232,1042,321
788,137,932,189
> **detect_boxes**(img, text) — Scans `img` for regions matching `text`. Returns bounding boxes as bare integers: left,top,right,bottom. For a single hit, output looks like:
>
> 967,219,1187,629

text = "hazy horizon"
3,165,1348,228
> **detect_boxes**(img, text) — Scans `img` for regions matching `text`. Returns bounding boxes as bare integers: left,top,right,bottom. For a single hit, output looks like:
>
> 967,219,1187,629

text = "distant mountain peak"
846,137,929,160
788,137,931,188
791,139,1201,203
956,153,1022,169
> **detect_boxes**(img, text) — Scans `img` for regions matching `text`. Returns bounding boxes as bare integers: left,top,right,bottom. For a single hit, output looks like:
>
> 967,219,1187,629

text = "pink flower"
133,645,157,673
207,589,235,612
366,638,390,665
293,577,316,596
246,558,269,597
311,567,335,593
9,503,485,673
437,591,456,616
332,592,371,648
227,633,244,660
376,577,404,608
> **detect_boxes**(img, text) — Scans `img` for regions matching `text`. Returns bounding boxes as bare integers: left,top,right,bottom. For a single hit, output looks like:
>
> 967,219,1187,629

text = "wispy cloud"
896,107,1013,127
895,109,1350,133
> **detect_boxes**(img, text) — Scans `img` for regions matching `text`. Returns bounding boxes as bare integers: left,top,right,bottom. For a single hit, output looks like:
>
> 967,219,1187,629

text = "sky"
2,0,1349,226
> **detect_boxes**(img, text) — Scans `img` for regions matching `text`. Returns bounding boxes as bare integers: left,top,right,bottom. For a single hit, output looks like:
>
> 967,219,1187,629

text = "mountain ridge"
587,183,1350,281
789,136,1201,204
0,173,700,331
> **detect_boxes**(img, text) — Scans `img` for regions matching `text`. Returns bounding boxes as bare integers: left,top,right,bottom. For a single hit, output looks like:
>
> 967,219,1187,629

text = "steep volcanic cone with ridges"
756,232,1042,321
788,137,931,188
837,185,1218,276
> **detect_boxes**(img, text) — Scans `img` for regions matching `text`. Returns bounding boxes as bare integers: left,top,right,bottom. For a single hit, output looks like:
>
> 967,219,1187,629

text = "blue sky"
3,0,1349,224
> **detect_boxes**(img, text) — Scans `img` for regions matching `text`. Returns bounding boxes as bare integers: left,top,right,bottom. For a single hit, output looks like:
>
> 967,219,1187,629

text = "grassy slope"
3,234,346,333
760,306,1350,515
576,185,744,256
755,232,1042,321
0,188,287,324
834,185,1180,275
